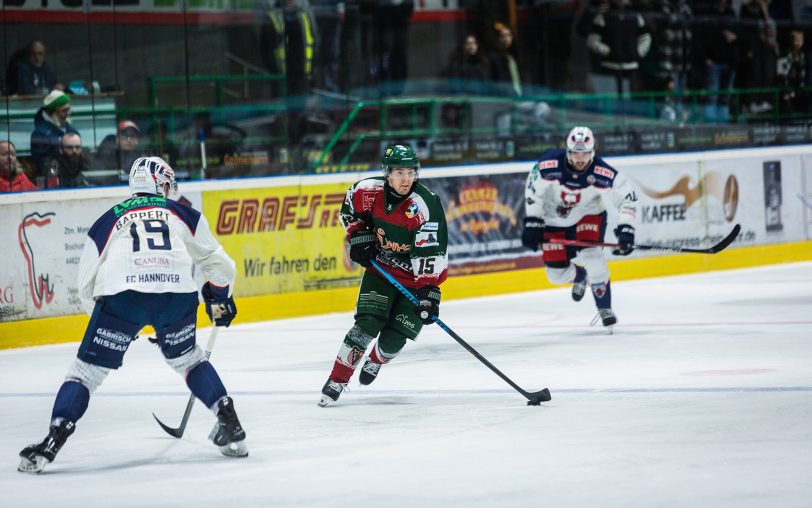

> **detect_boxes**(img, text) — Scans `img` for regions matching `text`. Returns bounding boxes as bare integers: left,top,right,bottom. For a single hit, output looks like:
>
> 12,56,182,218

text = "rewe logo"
18,212,56,309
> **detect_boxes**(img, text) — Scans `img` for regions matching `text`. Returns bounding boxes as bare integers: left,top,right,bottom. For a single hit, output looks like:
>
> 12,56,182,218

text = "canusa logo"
133,257,170,267
18,212,56,309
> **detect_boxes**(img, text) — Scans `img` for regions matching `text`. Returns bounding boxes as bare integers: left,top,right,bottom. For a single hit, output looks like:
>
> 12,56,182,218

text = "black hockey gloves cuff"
201,282,237,327
521,216,546,251
416,285,441,325
349,229,379,267
613,224,636,256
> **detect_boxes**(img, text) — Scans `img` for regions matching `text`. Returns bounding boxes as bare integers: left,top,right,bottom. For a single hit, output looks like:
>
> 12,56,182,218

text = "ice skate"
571,266,587,302
358,358,382,386
208,396,248,457
18,418,75,474
318,379,346,407
590,308,617,333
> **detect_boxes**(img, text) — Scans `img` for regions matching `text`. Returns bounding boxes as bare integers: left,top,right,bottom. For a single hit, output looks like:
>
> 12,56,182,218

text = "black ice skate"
318,379,346,407
208,396,248,457
359,358,382,386
18,418,75,474
571,266,587,302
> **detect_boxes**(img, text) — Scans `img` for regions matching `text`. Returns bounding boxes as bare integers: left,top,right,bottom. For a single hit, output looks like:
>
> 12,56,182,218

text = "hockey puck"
527,400,541,406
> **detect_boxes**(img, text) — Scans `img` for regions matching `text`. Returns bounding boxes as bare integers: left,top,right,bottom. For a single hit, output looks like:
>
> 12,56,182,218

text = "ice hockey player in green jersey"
319,144,448,406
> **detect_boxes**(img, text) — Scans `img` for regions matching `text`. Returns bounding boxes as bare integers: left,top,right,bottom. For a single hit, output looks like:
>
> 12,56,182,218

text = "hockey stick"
370,260,551,406
153,326,219,438
547,223,741,254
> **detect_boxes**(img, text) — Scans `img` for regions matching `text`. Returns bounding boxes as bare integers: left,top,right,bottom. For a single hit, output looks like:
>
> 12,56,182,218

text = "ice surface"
1,262,811,507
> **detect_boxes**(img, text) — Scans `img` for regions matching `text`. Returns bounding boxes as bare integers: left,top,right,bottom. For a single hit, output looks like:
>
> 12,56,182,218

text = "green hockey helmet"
382,144,420,177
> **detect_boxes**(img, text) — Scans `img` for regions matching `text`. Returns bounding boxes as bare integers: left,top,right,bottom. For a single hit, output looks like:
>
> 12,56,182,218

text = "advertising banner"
204,182,361,296
429,172,544,276
2,146,810,324
1,197,119,321
0,191,202,323
622,154,805,249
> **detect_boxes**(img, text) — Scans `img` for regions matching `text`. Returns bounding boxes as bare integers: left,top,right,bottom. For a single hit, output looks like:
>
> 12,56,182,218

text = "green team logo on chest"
375,225,410,253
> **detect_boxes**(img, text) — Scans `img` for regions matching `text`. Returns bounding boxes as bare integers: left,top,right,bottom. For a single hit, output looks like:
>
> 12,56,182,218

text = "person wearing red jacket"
0,141,38,193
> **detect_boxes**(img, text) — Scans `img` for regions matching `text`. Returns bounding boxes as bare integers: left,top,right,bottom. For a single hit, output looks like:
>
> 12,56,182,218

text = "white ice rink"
1,262,811,508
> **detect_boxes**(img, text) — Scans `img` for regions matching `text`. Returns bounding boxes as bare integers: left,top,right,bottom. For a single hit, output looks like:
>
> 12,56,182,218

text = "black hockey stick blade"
153,392,196,438
526,388,552,406
152,327,218,439
636,223,741,254
152,412,186,438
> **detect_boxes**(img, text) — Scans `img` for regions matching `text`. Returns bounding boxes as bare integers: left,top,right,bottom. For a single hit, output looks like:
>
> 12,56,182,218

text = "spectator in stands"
92,120,146,182
739,0,779,114
312,0,344,92
47,132,91,188
0,141,38,193
776,30,808,113
444,34,490,95
260,0,318,98
574,0,610,91
6,40,63,96
489,22,523,97
30,90,79,179
368,0,415,96
694,0,740,121
646,0,693,94
586,0,652,95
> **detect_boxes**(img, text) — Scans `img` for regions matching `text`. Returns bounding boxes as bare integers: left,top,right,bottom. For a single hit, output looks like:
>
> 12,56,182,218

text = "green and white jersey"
341,176,448,289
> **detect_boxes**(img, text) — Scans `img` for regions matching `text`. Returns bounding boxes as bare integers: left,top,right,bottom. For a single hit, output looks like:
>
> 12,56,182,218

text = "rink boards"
2,145,811,348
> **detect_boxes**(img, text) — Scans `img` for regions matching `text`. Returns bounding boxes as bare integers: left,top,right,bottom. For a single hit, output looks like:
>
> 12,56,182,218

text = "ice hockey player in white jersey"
18,156,247,474
521,126,638,328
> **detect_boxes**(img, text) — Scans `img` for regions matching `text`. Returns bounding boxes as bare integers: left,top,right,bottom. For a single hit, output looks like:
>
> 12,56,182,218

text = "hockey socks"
186,361,227,408
591,280,612,310
328,341,365,384
52,380,90,423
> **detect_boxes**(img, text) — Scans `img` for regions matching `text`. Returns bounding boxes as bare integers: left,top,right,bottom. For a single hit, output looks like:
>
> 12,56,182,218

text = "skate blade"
318,394,336,407
18,455,48,474
218,440,248,458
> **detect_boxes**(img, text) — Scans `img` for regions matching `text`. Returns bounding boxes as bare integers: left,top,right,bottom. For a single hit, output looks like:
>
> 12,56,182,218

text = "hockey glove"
416,285,441,325
349,229,379,267
201,282,237,327
521,216,546,251
613,224,636,256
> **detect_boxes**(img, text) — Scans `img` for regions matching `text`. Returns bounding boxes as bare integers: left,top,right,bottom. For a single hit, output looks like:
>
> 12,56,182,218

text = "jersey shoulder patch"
593,165,616,180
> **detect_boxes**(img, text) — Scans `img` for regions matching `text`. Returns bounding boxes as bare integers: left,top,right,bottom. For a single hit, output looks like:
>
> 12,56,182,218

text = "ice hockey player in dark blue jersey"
18,157,247,474
521,126,638,329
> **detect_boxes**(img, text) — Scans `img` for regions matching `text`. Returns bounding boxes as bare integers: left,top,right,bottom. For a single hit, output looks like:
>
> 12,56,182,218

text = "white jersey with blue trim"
77,195,236,315
524,148,637,228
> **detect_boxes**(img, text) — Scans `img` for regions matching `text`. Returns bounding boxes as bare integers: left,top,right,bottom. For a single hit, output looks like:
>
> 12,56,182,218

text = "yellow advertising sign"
203,182,362,296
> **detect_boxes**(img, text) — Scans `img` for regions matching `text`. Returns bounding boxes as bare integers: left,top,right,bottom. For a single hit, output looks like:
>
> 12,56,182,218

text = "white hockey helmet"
128,156,178,197
566,126,595,166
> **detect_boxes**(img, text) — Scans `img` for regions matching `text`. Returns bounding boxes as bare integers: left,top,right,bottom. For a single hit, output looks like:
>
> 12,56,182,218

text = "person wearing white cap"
30,89,79,180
